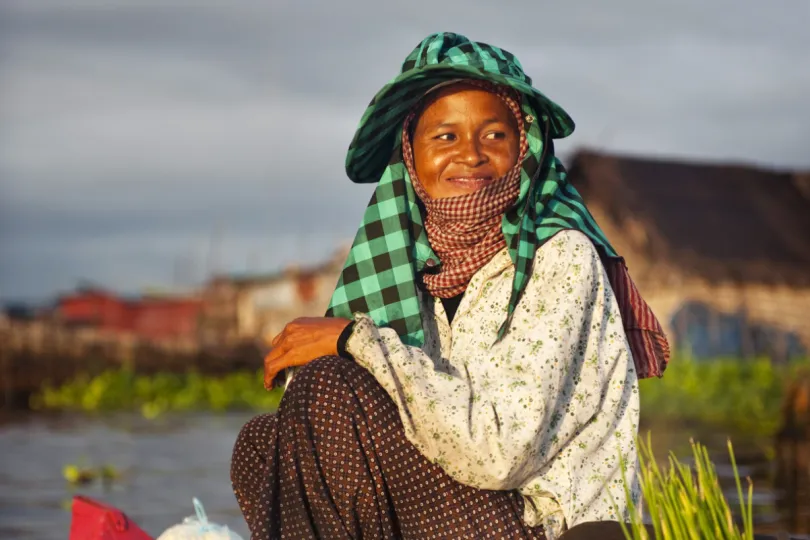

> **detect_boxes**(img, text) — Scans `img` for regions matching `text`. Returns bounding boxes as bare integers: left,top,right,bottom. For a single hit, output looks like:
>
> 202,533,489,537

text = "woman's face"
411,85,520,199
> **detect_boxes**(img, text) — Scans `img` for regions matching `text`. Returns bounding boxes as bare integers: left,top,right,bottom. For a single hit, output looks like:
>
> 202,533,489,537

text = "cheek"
413,146,446,185
493,148,519,176
496,140,521,173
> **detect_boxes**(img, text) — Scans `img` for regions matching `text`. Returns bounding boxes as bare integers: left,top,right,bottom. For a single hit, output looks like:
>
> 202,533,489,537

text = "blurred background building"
569,150,810,362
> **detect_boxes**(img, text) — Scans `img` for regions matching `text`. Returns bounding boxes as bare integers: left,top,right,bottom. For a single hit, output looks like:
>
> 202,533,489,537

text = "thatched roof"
567,149,810,286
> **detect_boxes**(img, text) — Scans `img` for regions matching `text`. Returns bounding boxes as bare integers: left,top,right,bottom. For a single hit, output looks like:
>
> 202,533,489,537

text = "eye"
485,131,507,140
434,133,456,141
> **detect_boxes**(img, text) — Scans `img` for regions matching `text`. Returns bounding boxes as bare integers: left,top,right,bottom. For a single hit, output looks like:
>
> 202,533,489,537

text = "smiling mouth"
446,176,494,187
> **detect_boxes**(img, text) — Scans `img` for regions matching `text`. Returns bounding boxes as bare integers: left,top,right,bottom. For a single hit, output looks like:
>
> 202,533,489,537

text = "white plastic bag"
156,498,244,540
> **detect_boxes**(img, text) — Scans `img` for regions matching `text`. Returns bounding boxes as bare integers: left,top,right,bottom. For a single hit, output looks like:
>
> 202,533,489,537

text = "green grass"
640,355,810,437
30,369,284,418
619,433,754,540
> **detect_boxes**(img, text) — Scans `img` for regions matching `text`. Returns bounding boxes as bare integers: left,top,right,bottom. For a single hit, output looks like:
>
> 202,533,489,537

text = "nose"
456,137,487,167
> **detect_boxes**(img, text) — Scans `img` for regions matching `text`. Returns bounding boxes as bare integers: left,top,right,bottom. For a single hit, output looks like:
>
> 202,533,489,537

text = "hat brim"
345,64,574,184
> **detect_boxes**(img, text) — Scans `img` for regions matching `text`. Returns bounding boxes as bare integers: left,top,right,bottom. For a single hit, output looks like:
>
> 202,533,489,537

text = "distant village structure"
197,248,349,347
0,248,349,406
57,288,202,347
20,246,351,351
568,149,810,361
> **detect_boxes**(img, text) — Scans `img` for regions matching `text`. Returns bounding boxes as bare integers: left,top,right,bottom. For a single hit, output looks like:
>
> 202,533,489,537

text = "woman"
231,32,669,539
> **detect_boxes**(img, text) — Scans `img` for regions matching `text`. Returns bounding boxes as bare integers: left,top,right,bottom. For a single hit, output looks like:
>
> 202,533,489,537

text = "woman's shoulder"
533,229,600,268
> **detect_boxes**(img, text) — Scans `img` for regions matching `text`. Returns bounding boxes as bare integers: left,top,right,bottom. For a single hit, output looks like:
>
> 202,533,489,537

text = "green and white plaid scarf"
325,33,669,380
326,108,615,346
325,33,617,345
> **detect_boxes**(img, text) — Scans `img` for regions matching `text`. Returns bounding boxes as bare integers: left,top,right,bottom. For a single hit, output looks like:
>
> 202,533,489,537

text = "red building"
128,297,201,342
57,287,202,343
57,289,130,330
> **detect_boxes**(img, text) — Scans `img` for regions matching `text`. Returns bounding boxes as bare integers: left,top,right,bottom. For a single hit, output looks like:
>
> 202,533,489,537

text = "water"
0,412,253,540
0,413,808,539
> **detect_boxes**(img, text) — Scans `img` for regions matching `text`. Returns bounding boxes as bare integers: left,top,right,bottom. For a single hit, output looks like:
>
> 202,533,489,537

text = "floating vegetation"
62,464,96,486
618,434,754,540
33,355,809,433
31,369,284,417
62,463,121,486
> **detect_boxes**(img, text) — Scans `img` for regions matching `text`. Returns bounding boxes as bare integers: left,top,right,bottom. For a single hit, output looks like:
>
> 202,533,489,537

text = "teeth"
452,177,490,183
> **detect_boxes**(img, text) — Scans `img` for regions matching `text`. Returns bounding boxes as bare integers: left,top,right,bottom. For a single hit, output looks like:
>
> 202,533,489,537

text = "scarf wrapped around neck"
402,79,528,298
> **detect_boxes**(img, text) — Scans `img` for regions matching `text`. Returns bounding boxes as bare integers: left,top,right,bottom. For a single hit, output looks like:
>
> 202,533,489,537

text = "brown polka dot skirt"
231,356,547,539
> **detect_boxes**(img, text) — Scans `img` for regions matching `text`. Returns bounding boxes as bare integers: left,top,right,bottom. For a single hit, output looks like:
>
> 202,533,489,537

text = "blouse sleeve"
345,231,638,529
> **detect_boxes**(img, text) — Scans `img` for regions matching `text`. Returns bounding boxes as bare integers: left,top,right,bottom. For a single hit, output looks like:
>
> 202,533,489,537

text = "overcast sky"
1,0,809,303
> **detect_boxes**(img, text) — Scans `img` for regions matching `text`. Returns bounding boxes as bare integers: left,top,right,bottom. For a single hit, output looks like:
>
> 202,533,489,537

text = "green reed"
619,434,754,540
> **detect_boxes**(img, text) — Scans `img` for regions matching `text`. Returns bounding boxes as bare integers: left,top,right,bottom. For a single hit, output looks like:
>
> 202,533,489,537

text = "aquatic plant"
62,463,120,485
62,464,96,485
31,369,284,416
32,354,809,430
639,355,810,437
618,434,754,540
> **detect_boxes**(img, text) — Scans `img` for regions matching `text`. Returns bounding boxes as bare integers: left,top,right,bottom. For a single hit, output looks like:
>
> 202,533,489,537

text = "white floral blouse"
345,230,640,538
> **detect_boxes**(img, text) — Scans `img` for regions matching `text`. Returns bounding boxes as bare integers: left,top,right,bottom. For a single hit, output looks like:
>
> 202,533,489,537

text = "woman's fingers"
262,317,350,390
264,327,300,389
263,342,292,389
264,360,283,390
270,319,304,348
263,337,313,390
270,327,285,349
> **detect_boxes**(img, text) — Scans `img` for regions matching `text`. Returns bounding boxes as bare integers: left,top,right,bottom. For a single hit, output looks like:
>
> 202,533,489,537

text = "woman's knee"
284,355,357,398
279,355,365,423
233,413,276,462
231,413,277,490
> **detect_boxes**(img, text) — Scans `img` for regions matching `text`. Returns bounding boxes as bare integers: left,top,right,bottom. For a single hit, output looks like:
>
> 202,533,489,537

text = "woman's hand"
263,317,352,390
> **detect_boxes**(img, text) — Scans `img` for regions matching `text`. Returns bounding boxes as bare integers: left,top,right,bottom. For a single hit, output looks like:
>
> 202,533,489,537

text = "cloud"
1,0,808,301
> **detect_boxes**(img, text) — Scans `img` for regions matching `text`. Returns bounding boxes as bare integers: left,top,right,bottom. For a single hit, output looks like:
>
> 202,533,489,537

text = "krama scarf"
402,79,529,299
326,33,670,378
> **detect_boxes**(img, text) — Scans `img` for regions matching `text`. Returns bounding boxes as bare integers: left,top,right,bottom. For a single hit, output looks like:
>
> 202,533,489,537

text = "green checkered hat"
346,32,575,185
327,32,616,347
